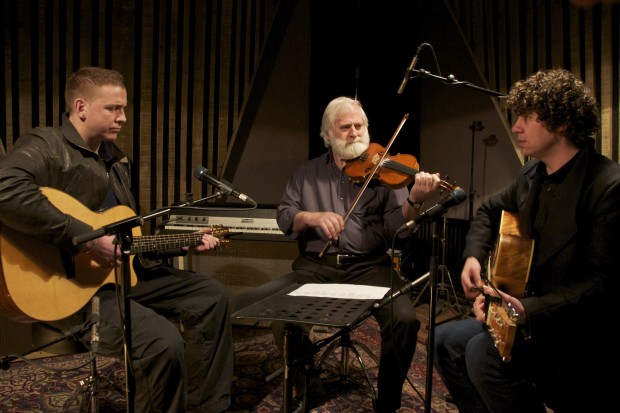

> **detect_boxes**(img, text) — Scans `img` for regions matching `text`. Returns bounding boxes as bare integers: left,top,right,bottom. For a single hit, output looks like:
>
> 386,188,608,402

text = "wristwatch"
406,198,424,209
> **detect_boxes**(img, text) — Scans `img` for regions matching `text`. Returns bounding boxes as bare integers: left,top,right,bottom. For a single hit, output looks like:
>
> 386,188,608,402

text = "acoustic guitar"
0,187,226,323
485,210,534,362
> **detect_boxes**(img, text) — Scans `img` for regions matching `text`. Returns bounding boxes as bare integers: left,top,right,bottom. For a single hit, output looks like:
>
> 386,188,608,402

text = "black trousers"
73,262,233,413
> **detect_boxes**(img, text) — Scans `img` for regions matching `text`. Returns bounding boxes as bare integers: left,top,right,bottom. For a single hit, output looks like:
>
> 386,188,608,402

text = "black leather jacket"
0,114,137,255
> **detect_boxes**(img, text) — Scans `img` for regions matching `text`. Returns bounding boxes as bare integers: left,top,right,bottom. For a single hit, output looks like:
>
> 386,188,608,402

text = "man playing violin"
274,96,442,412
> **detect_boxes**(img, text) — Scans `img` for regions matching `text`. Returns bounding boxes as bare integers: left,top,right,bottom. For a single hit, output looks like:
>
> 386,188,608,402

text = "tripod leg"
347,343,378,402
89,355,100,413
350,340,379,366
410,279,430,307
443,266,463,313
316,337,342,369
61,358,93,412
98,371,125,395
436,265,465,320
63,377,88,412
434,217,465,317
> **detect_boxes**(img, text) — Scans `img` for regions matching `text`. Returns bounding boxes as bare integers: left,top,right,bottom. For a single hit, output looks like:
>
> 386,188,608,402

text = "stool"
315,325,379,404
31,322,87,355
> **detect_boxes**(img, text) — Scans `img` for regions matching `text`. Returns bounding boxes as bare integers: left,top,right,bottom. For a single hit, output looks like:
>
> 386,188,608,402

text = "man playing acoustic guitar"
433,68,620,412
0,67,233,412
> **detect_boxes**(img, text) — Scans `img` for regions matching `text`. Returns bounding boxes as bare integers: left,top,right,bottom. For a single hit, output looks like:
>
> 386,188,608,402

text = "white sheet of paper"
288,283,390,300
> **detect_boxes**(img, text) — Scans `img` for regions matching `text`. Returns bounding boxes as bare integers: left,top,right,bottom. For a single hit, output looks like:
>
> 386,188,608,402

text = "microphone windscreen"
193,165,206,180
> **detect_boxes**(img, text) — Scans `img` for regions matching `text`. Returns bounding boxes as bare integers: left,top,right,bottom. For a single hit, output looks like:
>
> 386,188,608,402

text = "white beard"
330,133,370,160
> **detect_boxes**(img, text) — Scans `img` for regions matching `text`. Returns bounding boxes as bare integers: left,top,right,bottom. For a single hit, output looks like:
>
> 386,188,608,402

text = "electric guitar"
0,187,227,323
485,210,534,362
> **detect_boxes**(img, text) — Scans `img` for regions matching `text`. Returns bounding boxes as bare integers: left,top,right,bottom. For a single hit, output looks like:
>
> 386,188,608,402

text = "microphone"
193,165,257,206
90,295,100,354
397,187,467,232
397,44,424,95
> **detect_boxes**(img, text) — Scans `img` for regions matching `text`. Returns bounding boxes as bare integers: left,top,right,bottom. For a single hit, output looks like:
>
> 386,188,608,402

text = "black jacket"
0,114,179,266
0,114,136,255
463,140,620,406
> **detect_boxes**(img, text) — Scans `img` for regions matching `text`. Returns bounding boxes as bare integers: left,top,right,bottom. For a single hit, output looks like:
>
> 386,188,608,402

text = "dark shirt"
532,151,578,265
276,151,410,255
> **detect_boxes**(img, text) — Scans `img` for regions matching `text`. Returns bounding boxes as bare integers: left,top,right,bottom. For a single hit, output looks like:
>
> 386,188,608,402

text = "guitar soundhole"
61,252,75,279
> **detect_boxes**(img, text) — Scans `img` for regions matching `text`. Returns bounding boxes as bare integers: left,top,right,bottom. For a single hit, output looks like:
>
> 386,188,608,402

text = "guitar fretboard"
129,233,204,254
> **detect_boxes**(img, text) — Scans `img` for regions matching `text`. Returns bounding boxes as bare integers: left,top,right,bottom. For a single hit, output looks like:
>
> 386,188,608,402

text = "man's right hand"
85,235,122,268
461,256,483,300
294,211,345,240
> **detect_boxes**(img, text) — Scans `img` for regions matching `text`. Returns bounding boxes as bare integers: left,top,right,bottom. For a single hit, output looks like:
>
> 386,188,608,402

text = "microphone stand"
73,217,144,413
393,206,457,411
70,194,218,413
409,68,507,98
468,121,485,221
402,65,504,411
70,190,237,411
423,218,441,412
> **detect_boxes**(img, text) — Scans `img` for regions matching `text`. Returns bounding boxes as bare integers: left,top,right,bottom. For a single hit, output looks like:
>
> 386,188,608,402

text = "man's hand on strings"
483,285,526,324
472,293,487,321
184,228,221,253
470,285,526,324
461,256,484,300
84,235,122,268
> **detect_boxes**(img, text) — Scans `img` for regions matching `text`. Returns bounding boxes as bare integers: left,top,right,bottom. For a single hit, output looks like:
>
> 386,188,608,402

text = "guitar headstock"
487,301,519,362
210,224,230,243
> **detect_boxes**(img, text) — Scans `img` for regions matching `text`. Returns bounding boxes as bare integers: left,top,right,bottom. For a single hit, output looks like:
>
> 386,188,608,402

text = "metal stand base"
412,264,463,319
316,327,379,404
63,352,124,413
233,283,377,413
411,217,465,322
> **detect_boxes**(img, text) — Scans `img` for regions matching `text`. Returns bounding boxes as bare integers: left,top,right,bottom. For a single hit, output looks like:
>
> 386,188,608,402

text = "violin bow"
318,113,410,258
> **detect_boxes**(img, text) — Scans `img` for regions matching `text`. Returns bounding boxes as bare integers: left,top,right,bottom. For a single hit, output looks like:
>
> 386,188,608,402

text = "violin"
344,142,455,192
319,114,455,257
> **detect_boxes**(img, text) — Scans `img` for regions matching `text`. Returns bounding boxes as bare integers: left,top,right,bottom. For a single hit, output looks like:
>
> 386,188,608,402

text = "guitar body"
489,210,534,298
0,187,139,322
486,210,535,361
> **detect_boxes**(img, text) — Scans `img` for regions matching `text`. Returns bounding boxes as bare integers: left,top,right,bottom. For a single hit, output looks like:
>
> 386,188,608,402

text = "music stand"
232,283,378,413
233,273,432,413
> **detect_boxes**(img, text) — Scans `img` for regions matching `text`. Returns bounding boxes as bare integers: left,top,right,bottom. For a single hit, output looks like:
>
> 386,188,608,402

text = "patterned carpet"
0,317,458,413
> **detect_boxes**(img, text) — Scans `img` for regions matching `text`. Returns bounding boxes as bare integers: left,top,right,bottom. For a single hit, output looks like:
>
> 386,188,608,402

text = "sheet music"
288,283,389,300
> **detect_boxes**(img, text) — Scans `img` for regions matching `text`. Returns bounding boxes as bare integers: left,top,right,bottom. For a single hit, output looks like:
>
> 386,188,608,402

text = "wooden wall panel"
2,0,617,210
445,0,620,164
1,0,284,221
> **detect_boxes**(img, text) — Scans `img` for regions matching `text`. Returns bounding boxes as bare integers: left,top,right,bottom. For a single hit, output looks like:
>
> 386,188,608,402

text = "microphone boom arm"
411,69,507,98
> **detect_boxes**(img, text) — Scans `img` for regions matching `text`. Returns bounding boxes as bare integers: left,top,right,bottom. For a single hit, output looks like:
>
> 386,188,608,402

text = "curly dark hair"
506,68,599,147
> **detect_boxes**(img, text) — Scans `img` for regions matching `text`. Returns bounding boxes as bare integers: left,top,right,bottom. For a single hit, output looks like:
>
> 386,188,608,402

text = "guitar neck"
129,233,204,254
